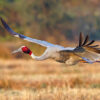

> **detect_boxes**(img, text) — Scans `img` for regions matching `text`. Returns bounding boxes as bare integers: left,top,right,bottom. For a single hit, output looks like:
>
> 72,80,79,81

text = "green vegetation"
0,0,100,43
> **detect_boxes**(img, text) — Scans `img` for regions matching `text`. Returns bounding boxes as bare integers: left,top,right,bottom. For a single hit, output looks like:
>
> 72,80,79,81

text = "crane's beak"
12,48,22,54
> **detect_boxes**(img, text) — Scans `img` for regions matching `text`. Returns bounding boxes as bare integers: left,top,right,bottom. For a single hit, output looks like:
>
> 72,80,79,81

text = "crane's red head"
12,46,32,55
21,46,32,55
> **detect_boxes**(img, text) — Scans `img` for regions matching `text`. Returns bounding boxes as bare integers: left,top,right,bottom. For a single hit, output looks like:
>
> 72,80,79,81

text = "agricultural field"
0,0,100,100
0,59,100,100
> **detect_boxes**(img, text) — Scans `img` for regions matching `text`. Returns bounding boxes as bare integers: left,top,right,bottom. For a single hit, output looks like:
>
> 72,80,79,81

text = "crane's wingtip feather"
0,17,16,35
79,32,83,47
0,17,9,29
0,17,5,24
82,35,89,46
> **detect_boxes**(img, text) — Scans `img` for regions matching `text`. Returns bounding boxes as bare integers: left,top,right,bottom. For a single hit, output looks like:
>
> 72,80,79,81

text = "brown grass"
0,59,100,100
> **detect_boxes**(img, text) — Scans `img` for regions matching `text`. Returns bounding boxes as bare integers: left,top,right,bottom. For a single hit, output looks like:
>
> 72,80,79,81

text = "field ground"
0,59,100,100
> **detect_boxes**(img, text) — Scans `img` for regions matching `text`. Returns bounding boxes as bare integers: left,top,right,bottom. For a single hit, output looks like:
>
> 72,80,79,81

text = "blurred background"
0,0,100,100
0,0,100,59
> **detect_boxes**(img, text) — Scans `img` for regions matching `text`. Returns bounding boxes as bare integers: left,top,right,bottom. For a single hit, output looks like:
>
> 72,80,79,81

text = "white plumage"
1,17,100,65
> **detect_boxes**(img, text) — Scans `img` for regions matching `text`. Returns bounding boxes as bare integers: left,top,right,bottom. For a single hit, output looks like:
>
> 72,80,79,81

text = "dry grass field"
0,59,100,100
1,0,100,99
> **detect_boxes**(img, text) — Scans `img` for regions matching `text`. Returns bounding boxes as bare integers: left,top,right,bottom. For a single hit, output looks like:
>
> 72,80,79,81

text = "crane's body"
1,17,100,65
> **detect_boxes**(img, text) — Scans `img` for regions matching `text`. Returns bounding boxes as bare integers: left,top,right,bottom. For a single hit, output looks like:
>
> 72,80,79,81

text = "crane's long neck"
21,46,48,60
29,51,48,61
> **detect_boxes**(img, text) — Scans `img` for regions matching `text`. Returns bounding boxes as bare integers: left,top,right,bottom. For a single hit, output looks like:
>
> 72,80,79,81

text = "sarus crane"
1,17,100,65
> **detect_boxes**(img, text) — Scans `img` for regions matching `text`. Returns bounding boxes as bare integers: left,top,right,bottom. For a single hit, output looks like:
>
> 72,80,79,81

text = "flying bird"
1,17,100,65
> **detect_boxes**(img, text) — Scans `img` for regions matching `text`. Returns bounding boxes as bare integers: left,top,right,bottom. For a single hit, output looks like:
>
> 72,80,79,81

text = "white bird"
1,17,100,65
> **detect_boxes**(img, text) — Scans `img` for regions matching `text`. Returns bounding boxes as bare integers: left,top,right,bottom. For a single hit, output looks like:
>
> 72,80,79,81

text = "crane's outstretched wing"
0,17,64,48
74,32,100,63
